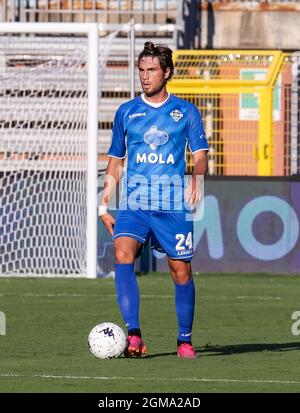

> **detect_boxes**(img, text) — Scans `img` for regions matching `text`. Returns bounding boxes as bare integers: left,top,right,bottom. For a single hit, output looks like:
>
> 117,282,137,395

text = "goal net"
0,24,116,277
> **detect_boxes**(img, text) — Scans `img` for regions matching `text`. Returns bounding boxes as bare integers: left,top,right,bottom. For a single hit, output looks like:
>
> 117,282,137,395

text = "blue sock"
175,278,195,342
114,263,140,331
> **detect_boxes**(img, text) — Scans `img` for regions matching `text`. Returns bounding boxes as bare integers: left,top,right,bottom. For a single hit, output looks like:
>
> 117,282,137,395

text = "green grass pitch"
0,273,300,393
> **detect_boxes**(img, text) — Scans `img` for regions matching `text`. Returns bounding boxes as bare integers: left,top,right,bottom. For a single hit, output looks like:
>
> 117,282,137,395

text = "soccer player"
99,42,209,358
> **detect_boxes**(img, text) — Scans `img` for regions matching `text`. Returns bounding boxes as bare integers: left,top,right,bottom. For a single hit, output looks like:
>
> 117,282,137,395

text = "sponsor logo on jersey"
129,112,146,119
170,109,183,122
137,126,174,164
136,152,175,164
143,125,169,150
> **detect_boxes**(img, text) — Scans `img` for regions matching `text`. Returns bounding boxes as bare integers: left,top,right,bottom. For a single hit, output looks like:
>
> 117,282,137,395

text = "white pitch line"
0,373,300,385
0,293,282,300
4,293,174,299
235,296,282,300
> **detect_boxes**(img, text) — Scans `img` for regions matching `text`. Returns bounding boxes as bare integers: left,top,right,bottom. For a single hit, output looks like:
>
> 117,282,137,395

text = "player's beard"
142,79,167,98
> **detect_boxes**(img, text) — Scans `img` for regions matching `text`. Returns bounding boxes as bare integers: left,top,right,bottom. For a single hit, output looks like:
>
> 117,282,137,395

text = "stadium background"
0,1,299,276
0,0,300,394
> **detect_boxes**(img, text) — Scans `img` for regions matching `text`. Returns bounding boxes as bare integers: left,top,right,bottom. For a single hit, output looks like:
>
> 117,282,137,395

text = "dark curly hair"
138,41,174,81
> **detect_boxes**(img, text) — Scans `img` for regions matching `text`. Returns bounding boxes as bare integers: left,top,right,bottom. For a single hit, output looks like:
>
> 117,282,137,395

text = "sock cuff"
175,278,194,288
115,263,135,271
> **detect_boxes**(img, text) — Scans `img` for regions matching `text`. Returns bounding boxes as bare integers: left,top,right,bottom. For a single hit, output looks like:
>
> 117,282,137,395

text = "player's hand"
184,176,201,208
100,213,115,237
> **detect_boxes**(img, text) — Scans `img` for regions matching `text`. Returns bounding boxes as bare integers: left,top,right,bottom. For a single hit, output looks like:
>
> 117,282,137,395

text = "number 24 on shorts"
175,232,193,251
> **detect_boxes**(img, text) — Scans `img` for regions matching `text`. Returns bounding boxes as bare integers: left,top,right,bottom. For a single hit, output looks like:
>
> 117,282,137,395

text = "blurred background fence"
2,0,299,177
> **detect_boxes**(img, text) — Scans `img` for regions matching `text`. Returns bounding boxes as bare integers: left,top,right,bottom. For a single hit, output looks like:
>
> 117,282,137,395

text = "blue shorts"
113,209,194,262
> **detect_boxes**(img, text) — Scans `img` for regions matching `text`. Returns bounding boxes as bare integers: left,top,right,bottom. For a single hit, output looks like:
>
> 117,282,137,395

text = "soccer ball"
88,322,127,359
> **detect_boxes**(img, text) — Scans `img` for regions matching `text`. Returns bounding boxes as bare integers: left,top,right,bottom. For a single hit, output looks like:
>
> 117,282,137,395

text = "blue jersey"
108,94,209,211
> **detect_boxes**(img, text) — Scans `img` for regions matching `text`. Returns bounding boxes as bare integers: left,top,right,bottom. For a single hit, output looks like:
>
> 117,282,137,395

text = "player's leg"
168,258,197,359
151,211,197,358
114,236,141,333
113,209,150,357
114,236,147,357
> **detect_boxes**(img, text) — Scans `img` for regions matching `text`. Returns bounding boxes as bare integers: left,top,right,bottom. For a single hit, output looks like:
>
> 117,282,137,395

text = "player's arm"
185,104,209,208
99,156,124,236
99,106,126,236
185,150,208,207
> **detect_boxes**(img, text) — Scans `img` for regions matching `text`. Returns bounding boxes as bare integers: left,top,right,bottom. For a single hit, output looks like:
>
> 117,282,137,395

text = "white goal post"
0,23,100,278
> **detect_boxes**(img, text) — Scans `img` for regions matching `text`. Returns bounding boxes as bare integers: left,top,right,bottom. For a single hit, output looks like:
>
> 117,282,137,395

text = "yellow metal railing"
168,50,285,176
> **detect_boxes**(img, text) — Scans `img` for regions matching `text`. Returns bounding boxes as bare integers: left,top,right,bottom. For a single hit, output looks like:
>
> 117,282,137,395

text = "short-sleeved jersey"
108,94,209,211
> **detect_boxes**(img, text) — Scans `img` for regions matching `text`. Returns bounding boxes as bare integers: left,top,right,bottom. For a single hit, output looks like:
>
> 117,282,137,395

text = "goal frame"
0,23,99,278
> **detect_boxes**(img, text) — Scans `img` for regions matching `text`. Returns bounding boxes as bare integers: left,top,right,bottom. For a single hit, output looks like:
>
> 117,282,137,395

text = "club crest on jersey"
170,109,183,122
144,125,169,150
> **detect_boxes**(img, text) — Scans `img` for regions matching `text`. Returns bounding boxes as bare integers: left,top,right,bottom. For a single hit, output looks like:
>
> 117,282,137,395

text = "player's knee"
171,269,192,285
115,249,135,264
